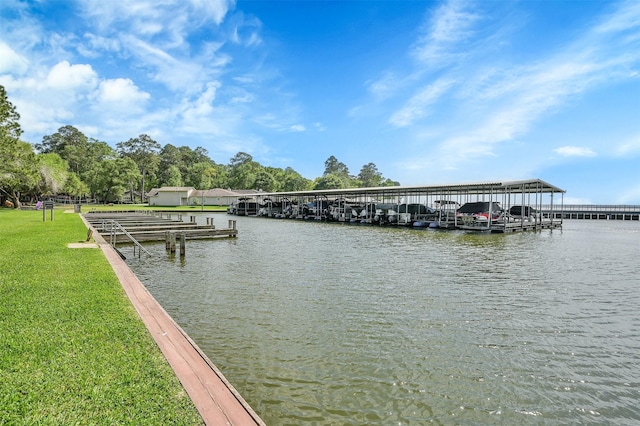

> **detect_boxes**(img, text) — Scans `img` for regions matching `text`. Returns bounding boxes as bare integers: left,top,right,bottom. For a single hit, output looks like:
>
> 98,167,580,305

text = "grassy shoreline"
0,208,203,424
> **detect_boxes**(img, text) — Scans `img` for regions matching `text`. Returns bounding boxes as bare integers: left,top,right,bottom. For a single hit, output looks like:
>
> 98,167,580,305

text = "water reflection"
124,217,640,425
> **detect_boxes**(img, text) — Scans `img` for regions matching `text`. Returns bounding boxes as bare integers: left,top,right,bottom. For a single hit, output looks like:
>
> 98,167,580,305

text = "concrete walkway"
83,215,265,426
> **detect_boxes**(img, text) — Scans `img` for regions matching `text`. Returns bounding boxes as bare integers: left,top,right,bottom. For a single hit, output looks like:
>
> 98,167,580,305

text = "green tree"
36,153,69,196
211,164,229,188
36,125,89,174
158,144,184,186
357,162,383,188
164,165,183,187
85,138,115,166
381,178,400,187
253,168,276,192
228,152,258,189
184,162,217,189
75,139,117,200
0,85,38,208
282,167,313,191
36,128,116,198
180,145,212,166
117,134,161,202
314,173,346,190
321,156,353,188
63,172,90,200
86,157,140,203
323,155,350,177
229,152,253,168
0,141,38,207
0,86,21,142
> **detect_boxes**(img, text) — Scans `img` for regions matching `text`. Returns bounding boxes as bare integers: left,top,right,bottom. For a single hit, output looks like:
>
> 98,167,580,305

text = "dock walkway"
81,214,263,425
85,211,237,243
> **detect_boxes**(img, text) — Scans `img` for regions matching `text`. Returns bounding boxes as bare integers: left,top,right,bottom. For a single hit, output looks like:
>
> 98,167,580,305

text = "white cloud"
77,33,122,58
412,0,481,65
119,35,227,93
593,0,640,35
553,146,597,157
230,92,253,103
389,78,454,127
72,0,236,95
289,124,306,132
1,61,99,134
366,72,403,100
0,41,29,74
182,81,221,118
79,0,233,40
176,81,250,142
189,0,234,26
614,133,640,157
46,61,98,92
229,13,263,46
95,78,150,106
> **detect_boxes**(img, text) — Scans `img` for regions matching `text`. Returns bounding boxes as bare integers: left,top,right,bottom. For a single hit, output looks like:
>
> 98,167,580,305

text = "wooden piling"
169,232,176,253
179,232,186,257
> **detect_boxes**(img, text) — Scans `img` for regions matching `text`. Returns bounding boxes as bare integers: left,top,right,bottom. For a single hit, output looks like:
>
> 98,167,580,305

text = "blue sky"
1,0,639,204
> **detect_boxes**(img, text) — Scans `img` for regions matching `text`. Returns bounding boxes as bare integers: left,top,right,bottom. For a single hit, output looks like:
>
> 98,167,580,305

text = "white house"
192,188,241,206
147,187,263,206
147,187,195,206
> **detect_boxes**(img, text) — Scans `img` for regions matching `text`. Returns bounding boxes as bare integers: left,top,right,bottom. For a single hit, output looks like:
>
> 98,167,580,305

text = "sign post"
43,201,54,221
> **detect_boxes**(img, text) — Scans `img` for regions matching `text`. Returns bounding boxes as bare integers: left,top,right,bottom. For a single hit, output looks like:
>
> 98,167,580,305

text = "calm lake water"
124,216,640,425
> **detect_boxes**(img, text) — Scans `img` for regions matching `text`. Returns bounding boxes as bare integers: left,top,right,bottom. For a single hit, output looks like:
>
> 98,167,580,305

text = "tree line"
0,85,399,208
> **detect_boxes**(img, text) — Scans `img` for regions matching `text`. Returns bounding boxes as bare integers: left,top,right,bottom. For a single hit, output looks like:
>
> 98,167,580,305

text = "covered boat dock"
229,178,565,233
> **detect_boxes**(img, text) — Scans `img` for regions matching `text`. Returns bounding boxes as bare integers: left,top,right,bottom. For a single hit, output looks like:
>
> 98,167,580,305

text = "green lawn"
0,208,203,425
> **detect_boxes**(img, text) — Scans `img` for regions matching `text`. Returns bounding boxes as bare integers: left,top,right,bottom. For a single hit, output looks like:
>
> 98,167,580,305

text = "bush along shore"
0,208,204,425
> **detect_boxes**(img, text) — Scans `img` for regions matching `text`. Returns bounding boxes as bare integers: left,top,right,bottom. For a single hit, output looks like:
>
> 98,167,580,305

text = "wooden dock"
454,217,562,233
84,211,237,243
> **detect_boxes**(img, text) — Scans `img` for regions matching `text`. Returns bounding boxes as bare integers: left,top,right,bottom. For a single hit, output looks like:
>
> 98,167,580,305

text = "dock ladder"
107,220,152,258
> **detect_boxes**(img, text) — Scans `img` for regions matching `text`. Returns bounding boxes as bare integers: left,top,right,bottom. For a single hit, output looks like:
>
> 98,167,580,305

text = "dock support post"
179,232,186,257
228,219,236,230
190,215,196,223
178,214,182,222
165,231,171,250
169,232,176,253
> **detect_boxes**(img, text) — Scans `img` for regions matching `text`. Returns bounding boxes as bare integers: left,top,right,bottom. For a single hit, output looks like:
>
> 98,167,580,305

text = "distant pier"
541,205,639,221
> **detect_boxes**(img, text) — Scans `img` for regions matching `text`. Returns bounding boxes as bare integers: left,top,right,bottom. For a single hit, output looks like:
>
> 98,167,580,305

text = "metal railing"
107,220,152,258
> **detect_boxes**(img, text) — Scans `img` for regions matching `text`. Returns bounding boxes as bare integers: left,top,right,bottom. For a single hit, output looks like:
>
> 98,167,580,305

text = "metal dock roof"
253,178,565,198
